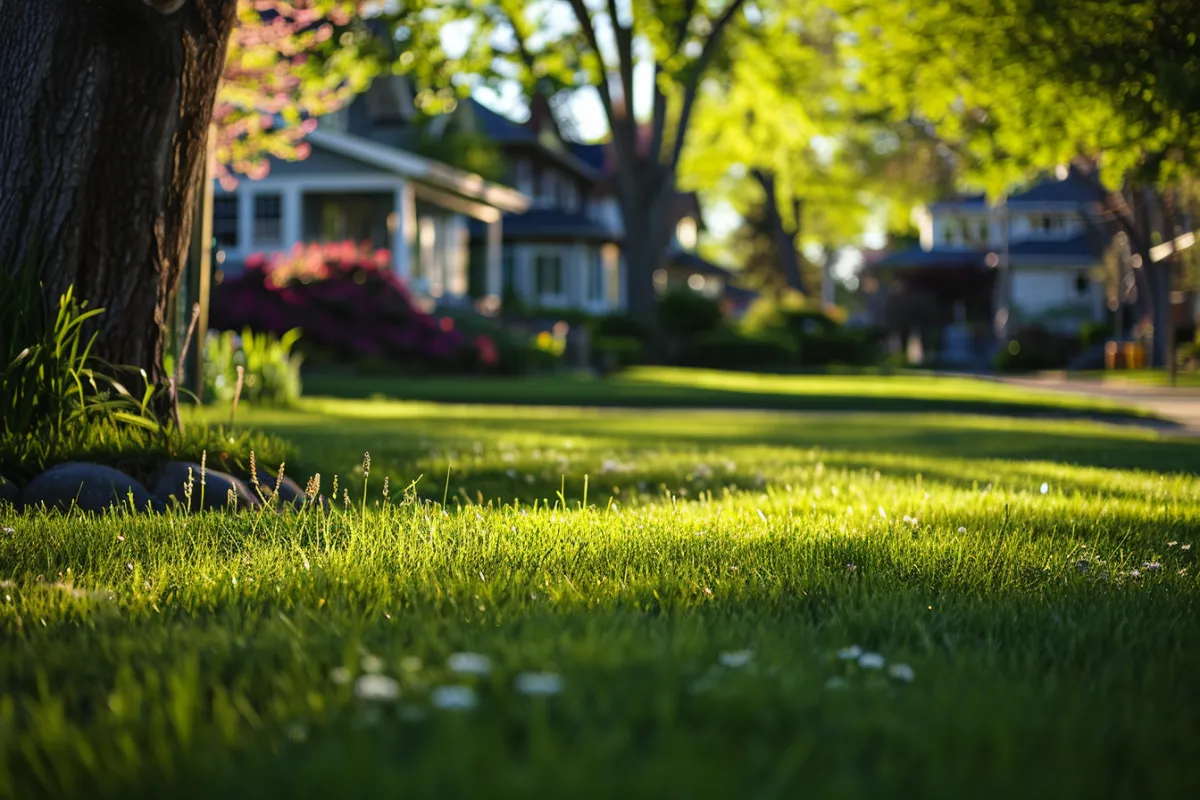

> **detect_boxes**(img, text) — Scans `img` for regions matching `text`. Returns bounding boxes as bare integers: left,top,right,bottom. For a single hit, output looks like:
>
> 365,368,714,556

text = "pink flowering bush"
211,242,496,373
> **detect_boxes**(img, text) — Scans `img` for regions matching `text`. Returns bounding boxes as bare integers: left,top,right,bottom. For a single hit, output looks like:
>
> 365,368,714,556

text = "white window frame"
531,247,568,306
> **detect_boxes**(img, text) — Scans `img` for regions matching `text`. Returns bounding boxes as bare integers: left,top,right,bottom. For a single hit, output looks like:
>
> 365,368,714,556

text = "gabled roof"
462,99,601,180
307,128,528,215
1009,233,1107,264
933,166,1103,210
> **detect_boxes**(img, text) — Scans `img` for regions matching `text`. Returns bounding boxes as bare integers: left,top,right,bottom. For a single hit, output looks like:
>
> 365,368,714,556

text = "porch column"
281,184,302,252
392,180,414,280
485,217,503,304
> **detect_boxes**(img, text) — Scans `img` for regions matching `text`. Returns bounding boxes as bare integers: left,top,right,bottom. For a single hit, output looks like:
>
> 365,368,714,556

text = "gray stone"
0,475,20,509
152,462,260,512
23,463,152,514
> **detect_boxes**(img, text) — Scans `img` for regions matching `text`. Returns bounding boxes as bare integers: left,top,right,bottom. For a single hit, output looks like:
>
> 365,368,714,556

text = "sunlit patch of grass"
0,400,1197,797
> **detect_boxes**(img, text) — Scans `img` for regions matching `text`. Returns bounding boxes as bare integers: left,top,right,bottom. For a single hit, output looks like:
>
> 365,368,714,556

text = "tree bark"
0,0,237,392
752,169,808,296
617,168,676,323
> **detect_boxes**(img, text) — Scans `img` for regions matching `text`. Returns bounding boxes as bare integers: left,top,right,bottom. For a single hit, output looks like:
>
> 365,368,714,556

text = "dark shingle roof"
1009,233,1107,262
666,250,735,278
874,247,990,270
467,99,537,143
936,167,1102,208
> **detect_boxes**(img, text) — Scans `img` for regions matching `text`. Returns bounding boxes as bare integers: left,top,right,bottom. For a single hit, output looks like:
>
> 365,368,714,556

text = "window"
253,194,282,245
514,159,533,195
213,194,239,249
587,251,605,303
534,252,564,298
1076,272,1090,296
501,248,516,292
538,170,559,208
562,180,580,213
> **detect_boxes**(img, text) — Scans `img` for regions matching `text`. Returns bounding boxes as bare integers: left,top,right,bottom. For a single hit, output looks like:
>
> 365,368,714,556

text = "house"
213,75,748,319
210,76,529,310
865,167,1110,365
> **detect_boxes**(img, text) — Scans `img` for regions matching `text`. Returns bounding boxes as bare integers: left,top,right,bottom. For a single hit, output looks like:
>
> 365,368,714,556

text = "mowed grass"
303,366,1169,421
2,398,1200,798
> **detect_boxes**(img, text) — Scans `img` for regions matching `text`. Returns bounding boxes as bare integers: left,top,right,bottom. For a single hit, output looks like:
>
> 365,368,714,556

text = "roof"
1009,233,1107,264
874,246,990,271
465,99,537,144
666,250,735,279
570,142,608,172
933,166,1103,210
469,208,620,242
306,128,528,216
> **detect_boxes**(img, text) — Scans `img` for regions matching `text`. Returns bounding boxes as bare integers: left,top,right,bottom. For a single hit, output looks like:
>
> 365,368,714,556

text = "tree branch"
608,0,636,125
669,0,747,169
648,61,667,164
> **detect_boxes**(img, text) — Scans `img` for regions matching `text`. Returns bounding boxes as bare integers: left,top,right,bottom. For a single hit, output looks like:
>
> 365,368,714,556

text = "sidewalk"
992,375,1200,435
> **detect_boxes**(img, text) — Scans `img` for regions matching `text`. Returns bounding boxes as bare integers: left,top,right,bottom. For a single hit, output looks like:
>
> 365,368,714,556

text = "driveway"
992,375,1200,436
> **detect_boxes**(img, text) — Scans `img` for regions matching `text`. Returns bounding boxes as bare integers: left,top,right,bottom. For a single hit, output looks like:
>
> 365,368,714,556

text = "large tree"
0,0,375,394
380,0,768,321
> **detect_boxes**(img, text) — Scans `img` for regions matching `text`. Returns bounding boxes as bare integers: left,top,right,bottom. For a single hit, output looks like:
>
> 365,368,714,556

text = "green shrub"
1079,321,1111,349
658,288,725,337
993,326,1079,372
685,329,798,370
592,336,645,371
203,328,303,407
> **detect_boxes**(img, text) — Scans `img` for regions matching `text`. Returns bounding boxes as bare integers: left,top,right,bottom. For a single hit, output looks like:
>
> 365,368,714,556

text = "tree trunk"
752,169,807,296
0,0,237,393
618,172,676,324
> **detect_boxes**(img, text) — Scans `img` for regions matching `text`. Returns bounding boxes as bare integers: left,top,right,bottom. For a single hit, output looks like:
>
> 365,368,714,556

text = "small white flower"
888,663,915,683
515,672,563,696
718,650,754,668
448,652,492,676
837,645,863,661
1040,483,1049,495
1142,561,1162,572
361,654,384,673
825,676,847,690
1129,569,1142,578
1167,541,1178,547
354,674,400,702
957,527,967,534
431,685,478,711
330,666,352,685
693,463,713,479
1,527,13,534
858,652,885,669
1182,544,1192,551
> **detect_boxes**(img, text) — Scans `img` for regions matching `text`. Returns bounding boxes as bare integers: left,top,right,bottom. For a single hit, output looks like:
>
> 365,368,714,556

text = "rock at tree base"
0,476,20,509
23,463,151,513
153,462,260,512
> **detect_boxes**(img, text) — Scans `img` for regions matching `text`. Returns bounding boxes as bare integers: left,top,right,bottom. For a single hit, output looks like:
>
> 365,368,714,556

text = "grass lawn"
2,397,1199,797
303,366,1168,422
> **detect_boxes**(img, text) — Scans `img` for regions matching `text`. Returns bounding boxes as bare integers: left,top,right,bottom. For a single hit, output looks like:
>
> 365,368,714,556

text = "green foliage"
684,328,798,370
203,329,304,407
591,336,645,370
740,294,880,367
658,288,726,338
993,327,1081,373
1,400,1197,796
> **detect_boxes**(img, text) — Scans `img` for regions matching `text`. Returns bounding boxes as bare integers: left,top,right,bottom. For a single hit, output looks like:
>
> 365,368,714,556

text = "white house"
869,167,1111,365
212,124,528,310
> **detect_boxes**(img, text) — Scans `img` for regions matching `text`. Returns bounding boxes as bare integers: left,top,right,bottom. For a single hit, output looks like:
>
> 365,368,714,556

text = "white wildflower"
1142,561,1162,572
431,685,478,711
448,652,492,676
330,666,352,685
361,654,384,673
957,527,968,534
1040,482,1049,494
1,527,13,534
718,650,754,668
888,663,915,683
1167,541,1178,547
515,672,563,696
1128,569,1142,579
1182,544,1192,551
693,463,713,479
858,652,885,669
354,674,400,702
837,645,863,661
